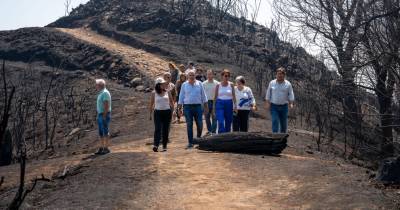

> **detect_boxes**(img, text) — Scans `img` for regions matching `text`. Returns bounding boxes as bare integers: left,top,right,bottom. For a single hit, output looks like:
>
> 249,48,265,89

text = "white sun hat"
155,77,167,85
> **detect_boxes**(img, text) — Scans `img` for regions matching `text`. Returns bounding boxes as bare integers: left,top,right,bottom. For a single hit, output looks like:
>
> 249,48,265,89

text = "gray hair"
235,76,246,84
95,79,106,86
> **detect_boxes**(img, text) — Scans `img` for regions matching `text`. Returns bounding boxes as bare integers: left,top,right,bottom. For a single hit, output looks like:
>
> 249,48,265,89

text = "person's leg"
240,110,250,132
205,101,213,133
153,110,162,149
162,110,172,149
194,105,203,138
270,104,280,133
279,105,289,133
184,106,194,146
104,113,111,151
232,113,240,131
96,114,105,154
215,100,226,133
224,100,233,132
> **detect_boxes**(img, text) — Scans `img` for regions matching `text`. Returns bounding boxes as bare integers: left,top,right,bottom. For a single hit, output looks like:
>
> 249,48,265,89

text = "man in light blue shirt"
265,67,295,133
95,79,112,155
178,70,209,148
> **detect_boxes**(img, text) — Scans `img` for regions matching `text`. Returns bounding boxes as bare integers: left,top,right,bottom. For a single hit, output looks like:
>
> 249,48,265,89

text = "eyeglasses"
223,74,230,77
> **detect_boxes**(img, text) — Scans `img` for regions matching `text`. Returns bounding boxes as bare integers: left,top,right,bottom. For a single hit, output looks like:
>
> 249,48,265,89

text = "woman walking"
149,77,174,152
175,73,187,123
233,76,256,132
213,69,237,133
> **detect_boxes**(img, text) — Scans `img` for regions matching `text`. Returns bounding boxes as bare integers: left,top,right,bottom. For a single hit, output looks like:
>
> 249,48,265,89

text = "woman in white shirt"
233,76,256,132
149,77,174,152
213,69,237,133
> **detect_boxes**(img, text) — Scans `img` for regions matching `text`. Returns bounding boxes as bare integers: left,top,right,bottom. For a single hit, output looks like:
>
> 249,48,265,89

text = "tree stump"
194,132,288,154
377,156,400,184
0,130,13,166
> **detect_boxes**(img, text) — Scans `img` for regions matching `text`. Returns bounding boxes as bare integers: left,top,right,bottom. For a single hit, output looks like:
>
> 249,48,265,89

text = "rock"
0,130,13,166
145,88,151,92
377,156,400,184
136,85,145,91
130,77,142,87
68,128,81,136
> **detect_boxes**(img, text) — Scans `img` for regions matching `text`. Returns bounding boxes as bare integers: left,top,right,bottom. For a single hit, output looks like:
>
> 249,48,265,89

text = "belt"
184,104,202,107
271,103,288,106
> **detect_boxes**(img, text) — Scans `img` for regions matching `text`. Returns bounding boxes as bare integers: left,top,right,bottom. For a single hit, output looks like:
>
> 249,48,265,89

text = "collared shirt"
265,79,295,105
202,79,219,101
97,88,112,114
235,86,255,110
178,80,208,105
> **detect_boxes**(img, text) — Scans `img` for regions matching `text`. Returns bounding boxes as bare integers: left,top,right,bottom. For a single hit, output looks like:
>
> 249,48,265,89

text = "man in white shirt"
202,69,219,134
185,62,196,75
265,67,295,133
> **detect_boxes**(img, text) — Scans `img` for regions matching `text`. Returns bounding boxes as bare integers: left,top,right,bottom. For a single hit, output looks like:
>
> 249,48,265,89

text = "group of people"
93,62,295,154
148,62,295,152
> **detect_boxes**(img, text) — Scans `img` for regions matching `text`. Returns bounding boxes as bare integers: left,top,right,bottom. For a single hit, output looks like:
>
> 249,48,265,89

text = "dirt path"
56,28,171,78
12,119,394,210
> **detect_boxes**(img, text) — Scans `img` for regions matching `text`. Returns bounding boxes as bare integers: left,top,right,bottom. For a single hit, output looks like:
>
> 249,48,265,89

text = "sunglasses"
223,74,230,77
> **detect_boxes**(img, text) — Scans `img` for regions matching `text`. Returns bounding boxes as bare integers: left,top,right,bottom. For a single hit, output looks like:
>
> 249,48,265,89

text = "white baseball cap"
155,77,167,85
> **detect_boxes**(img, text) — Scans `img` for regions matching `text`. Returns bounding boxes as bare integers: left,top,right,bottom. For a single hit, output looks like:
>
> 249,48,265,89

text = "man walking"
95,79,112,155
178,70,209,148
202,69,219,134
265,67,295,133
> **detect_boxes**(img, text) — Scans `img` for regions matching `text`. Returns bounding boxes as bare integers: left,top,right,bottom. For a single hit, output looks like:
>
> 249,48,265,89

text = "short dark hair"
276,67,286,75
155,83,163,94
235,76,245,84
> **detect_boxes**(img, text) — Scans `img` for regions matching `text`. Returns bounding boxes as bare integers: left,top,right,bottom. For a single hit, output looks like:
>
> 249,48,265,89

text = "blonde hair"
169,62,177,69
95,79,106,86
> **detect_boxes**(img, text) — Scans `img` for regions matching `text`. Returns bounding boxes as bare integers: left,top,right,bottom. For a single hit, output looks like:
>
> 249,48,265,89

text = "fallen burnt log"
194,132,288,154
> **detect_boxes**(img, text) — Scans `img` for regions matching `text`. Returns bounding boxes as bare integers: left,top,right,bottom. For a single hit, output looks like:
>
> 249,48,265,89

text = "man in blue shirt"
265,67,295,133
178,70,209,148
95,79,112,155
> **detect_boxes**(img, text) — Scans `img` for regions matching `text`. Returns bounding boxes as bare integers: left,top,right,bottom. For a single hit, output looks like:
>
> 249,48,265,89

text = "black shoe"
94,148,104,155
103,147,111,154
153,146,158,152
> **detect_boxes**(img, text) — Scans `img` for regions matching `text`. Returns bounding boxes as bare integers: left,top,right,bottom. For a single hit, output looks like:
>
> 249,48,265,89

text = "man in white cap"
95,79,112,155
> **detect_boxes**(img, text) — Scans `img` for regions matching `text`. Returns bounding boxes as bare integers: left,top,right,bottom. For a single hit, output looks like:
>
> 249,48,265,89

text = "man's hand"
103,112,107,120
265,102,271,110
289,103,294,109
233,107,238,114
204,106,209,115
252,105,258,111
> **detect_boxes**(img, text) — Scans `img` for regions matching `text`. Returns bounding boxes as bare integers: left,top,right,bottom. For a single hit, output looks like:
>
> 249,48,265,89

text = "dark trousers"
205,100,217,133
233,110,250,132
184,104,203,145
154,110,172,148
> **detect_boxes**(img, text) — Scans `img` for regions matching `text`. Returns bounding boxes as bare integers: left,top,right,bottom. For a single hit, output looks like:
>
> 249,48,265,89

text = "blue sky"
0,0,273,31
0,0,90,30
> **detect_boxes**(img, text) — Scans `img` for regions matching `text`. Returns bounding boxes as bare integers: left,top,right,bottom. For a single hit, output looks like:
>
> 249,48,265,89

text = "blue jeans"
216,99,233,133
205,100,217,133
184,104,203,145
270,103,288,133
98,112,111,137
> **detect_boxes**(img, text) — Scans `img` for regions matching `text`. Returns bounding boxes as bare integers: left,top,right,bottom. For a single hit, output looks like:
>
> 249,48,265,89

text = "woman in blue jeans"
213,69,237,133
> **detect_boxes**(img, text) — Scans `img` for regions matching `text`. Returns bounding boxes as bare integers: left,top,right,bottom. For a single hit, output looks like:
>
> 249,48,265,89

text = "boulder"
377,156,400,184
130,77,142,87
136,85,145,91
68,128,81,136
